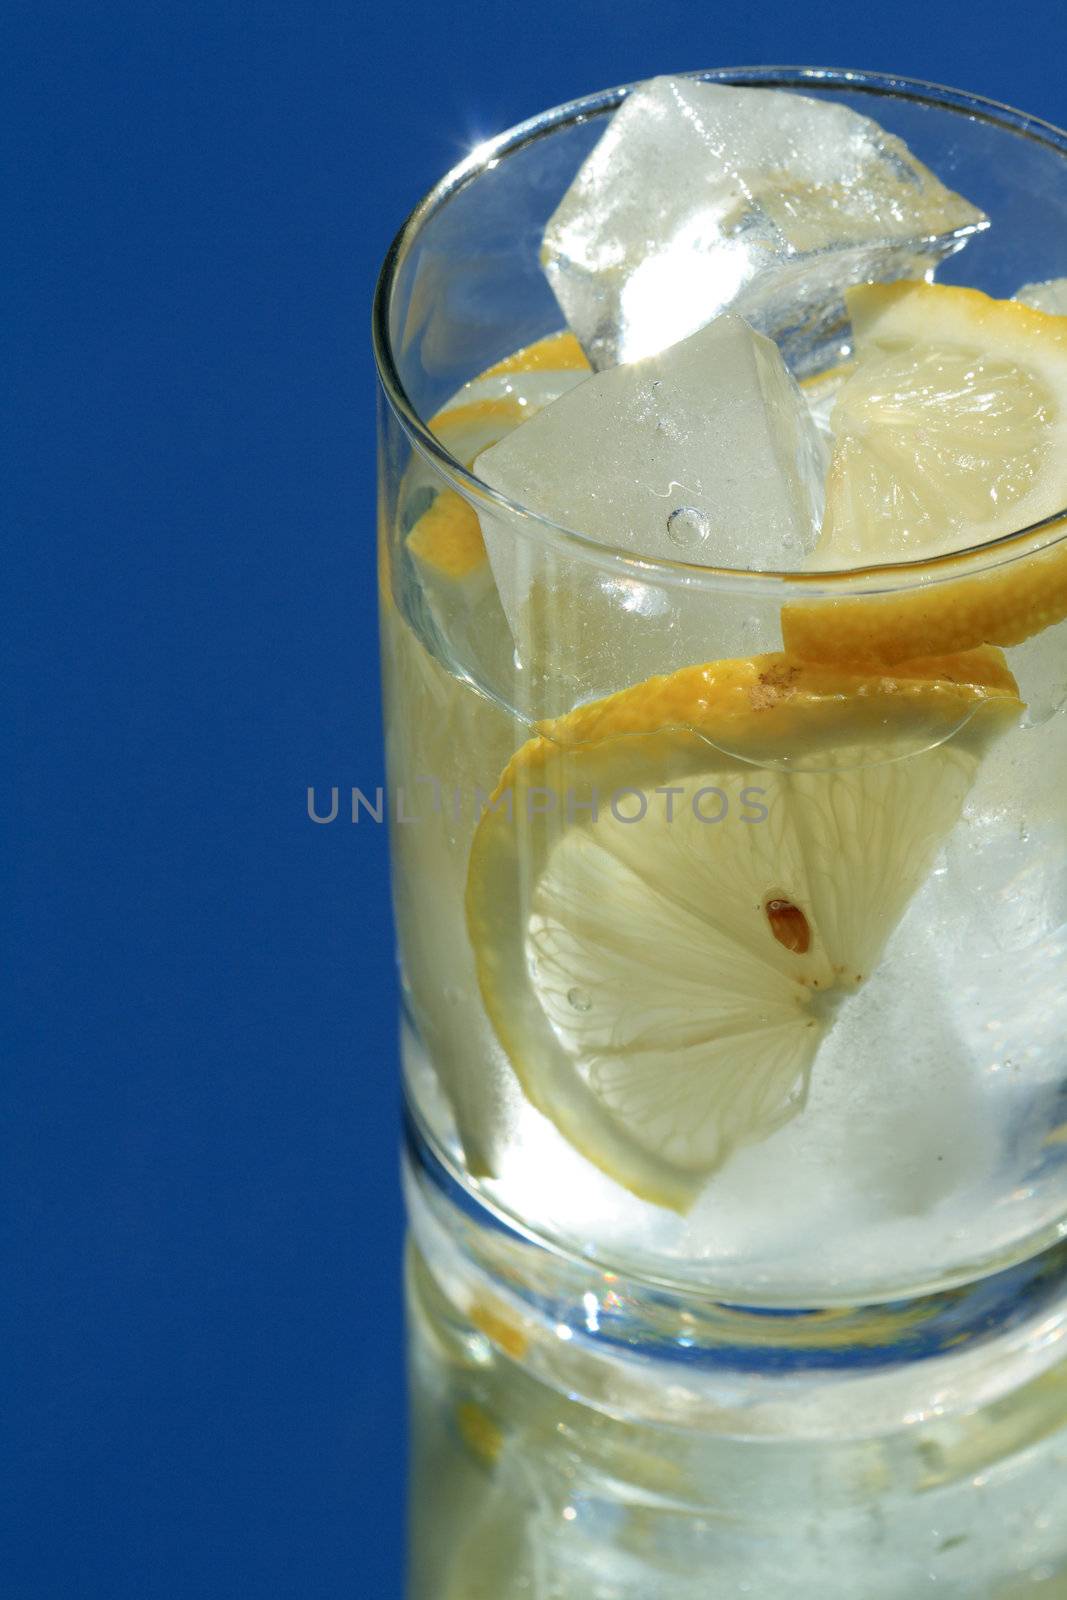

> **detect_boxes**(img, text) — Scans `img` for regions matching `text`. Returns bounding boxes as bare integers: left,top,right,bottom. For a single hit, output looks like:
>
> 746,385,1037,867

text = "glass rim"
371,65,1067,598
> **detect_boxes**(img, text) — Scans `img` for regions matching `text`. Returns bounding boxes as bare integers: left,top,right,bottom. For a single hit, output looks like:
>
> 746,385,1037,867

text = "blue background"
5,3,1064,1595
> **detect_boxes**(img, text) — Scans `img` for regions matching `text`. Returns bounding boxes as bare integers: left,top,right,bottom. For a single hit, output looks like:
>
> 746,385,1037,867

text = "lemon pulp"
784,283,1067,665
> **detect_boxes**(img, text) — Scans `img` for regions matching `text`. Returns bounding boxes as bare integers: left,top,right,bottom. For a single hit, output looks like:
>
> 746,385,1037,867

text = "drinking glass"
373,68,1067,1596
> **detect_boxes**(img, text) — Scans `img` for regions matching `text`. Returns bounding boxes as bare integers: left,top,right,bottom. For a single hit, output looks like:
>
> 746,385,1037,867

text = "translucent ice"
543,76,986,373
1015,277,1067,314
471,313,826,704
475,312,826,583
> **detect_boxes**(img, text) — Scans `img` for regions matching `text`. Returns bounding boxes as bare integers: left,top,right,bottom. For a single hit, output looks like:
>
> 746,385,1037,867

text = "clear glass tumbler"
373,68,1067,1597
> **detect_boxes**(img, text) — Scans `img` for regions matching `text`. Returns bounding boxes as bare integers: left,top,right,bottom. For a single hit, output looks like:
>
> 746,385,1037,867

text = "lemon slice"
407,491,489,589
481,329,589,378
818,282,1067,565
782,283,1067,664
466,650,1021,1210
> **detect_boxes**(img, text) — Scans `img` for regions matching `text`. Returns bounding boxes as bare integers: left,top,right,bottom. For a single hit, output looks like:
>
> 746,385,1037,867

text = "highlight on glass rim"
373,68,1067,1598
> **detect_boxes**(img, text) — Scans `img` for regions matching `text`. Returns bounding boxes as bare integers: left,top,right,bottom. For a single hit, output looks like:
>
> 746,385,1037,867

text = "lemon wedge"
783,283,1067,665
466,649,1021,1209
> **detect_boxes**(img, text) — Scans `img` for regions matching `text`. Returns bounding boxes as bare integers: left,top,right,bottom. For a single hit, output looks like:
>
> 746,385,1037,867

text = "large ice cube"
1015,277,1067,314
471,314,826,705
543,76,986,373
476,312,825,581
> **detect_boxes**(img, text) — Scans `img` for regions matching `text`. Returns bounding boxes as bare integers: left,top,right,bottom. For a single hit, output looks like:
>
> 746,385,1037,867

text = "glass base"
405,1113,1067,1598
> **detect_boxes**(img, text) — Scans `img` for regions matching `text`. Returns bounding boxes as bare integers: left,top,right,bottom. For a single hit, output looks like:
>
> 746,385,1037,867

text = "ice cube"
1015,277,1067,314
430,367,590,466
471,314,825,705
476,312,825,580
397,364,591,708
543,76,986,373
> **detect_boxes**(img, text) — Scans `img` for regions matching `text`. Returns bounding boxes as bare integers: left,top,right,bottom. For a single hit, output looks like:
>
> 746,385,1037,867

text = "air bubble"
567,987,593,1013
666,505,711,549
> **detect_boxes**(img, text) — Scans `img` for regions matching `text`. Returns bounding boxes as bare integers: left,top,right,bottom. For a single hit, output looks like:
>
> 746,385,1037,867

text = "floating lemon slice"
466,649,1021,1210
782,284,1067,665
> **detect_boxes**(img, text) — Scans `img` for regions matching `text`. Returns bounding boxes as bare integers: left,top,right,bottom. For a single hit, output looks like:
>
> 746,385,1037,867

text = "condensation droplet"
567,987,592,1013
666,506,711,549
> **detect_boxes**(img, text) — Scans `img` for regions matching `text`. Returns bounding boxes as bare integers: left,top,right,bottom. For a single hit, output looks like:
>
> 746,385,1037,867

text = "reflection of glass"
405,1216,1067,1600
374,69,1067,1597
